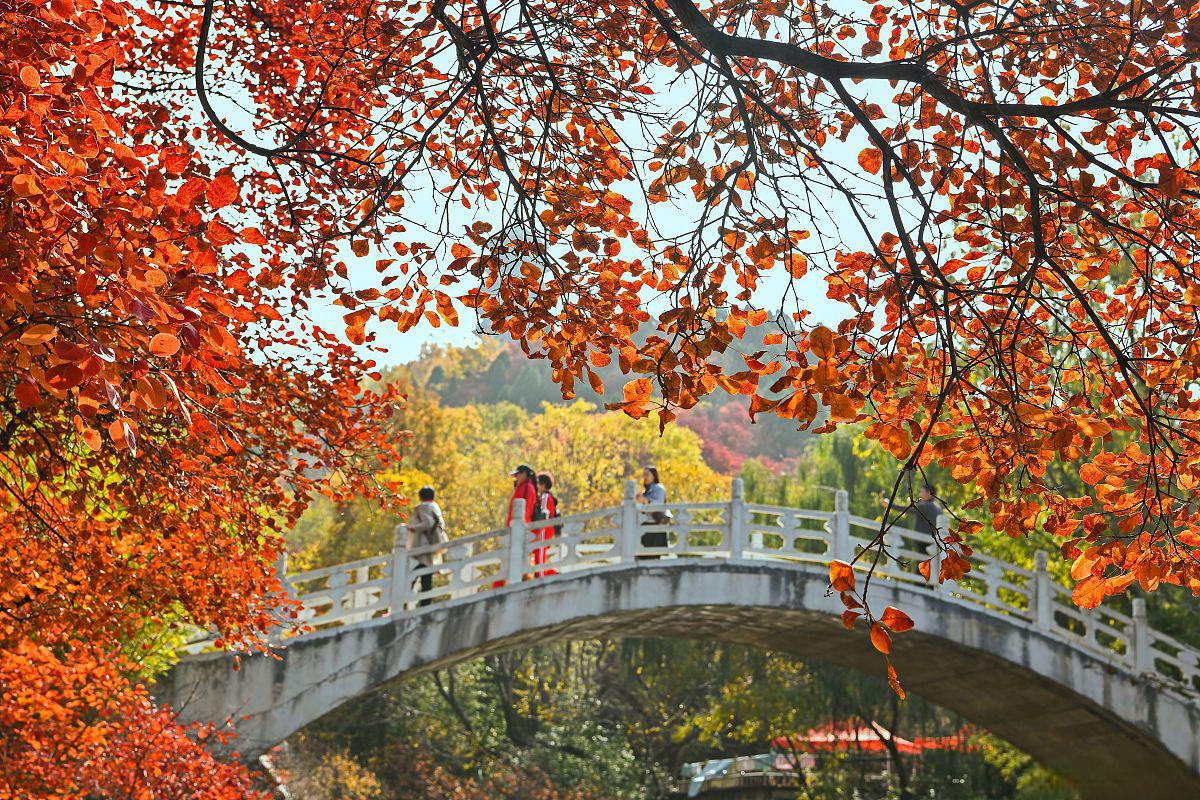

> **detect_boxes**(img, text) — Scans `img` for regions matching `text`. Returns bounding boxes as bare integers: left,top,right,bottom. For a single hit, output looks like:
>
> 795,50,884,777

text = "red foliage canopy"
9,0,1200,787
125,0,1200,613
2,0,400,794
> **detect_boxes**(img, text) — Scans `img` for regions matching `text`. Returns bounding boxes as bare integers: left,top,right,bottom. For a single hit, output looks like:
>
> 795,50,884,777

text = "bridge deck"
184,480,1200,699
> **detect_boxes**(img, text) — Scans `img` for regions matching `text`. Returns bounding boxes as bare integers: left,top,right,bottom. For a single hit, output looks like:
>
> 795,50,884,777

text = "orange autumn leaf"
1072,575,1107,609
18,65,41,89
809,326,834,359
1078,418,1112,437
828,393,858,421
887,659,906,699
858,147,883,175
81,427,102,451
880,606,915,633
14,379,39,409
829,560,856,593
1070,550,1100,581
19,324,56,345
870,623,892,654
45,362,83,391
205,173,240,209
12,173,41,197
149,333,181,358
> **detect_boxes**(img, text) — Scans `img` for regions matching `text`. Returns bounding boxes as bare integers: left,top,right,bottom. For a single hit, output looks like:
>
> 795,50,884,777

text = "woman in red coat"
507,464,537,526
493,464,538,588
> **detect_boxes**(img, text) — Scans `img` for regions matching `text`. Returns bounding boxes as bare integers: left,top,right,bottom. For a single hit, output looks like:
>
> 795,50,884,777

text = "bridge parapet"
184,480,1200,695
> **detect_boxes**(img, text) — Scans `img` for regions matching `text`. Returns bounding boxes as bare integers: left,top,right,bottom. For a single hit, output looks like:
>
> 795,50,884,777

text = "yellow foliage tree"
291,399,727,566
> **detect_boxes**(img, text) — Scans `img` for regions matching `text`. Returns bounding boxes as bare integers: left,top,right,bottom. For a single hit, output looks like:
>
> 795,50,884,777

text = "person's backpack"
532,493,562,534
549,492,562,536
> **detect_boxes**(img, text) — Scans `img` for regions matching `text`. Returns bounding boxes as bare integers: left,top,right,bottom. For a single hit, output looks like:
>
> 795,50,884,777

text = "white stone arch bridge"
158,481,1200,798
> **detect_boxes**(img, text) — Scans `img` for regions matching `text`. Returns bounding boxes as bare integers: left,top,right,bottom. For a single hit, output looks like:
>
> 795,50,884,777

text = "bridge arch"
159,483,1200,798
161,561,1200,799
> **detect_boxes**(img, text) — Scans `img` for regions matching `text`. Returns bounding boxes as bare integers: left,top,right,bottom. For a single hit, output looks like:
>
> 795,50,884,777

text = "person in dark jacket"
910,482,943,537
880,482,943,537
532,472,559,577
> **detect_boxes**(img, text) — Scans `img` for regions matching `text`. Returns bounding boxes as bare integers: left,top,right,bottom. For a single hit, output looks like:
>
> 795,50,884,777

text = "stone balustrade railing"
185,480,1200,695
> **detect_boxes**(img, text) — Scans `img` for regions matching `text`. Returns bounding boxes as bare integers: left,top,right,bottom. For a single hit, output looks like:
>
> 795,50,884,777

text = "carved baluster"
1033,551,1053,630
729,478,746,561
506,500,529,586
620,479,639,564
832,490,851,563
1132,597,1152,674
389,524,411,614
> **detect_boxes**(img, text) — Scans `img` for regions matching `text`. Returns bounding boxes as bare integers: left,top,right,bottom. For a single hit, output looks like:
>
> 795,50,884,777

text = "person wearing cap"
492,465,540,589
507,464,538,527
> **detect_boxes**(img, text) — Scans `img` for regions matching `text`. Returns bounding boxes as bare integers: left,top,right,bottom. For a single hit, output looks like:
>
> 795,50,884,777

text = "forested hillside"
392,338,814,474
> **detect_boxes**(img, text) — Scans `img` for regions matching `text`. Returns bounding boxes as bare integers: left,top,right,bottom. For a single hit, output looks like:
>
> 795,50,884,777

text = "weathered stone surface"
157,561,1200,797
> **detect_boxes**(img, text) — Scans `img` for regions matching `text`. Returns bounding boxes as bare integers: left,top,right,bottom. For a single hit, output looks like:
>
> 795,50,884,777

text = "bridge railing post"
1033,550,1053,630
832,490,851,563
931,514,948,594
729,478,746,560
269,551,291,640
506,500,528,586
619,479,639,564
1132,597,1152,674
389,524,411,614
274,550,289,593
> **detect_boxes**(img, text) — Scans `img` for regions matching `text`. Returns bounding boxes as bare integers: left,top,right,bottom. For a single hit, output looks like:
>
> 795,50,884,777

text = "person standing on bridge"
881,481,943,538
508,464,538,527
492,464,540,588
531,471,560,577
636,465,671,559
407,485,448,607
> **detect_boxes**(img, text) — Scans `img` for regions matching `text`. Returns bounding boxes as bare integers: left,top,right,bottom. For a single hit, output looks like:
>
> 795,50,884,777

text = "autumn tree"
2,0,401,794
12,0,1200,788
291,396,726,568
117,0,1200,616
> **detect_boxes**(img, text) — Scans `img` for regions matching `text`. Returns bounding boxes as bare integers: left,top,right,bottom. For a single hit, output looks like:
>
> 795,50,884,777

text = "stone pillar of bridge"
389,524,410,614
620,479,639,563
932,514,948,593
832,489,851,562
1033,550,1053,629
267,551,292,641
729,478,746,560
506,500,528,585
1133,597,1152,674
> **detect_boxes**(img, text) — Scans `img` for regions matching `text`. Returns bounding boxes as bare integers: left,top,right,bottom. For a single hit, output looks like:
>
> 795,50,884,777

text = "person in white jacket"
407,486,448,606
